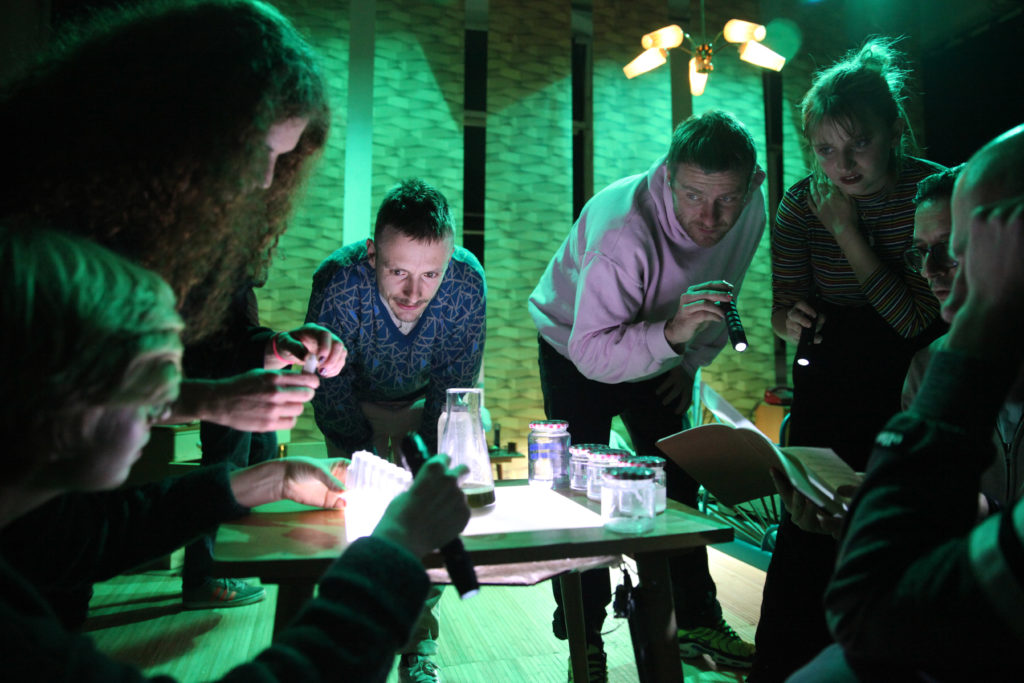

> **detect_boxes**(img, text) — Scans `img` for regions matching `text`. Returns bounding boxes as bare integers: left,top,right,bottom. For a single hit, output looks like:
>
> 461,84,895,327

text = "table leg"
273,580,315,634
560,571,591,682
634,553,683,682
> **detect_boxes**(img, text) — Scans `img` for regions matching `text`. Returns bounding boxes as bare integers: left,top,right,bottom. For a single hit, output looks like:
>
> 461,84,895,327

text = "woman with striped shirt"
749,38,946,682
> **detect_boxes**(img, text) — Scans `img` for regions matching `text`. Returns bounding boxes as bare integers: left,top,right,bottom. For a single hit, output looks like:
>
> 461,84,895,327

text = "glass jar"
618,455,667,514
601,466,656,534
586,447,629,501
528,420,571,488
568,443,603,491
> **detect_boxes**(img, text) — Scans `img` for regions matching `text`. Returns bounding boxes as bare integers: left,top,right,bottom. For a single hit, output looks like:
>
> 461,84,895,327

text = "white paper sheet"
461,486,603,536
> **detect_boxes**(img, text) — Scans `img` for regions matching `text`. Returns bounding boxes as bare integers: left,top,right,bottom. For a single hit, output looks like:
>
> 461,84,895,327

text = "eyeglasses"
903,241,959,274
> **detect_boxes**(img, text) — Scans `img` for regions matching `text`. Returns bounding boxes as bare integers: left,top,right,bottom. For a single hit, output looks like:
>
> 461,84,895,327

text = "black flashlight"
721,299,747,352
796,319,816,367
399,432,480,599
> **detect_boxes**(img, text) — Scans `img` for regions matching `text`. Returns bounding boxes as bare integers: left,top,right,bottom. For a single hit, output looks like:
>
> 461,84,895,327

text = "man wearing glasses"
902,164,1024,514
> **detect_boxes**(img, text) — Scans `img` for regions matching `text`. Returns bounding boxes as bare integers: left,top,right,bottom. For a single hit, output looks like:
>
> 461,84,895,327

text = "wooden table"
213,484,732,682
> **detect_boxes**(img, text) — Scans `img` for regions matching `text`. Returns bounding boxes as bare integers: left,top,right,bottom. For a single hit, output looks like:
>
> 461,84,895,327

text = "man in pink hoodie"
529,110,766,679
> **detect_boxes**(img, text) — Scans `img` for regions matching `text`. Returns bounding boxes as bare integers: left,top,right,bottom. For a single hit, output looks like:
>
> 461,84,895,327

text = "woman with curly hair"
1,0,327,342
0,0,350,612
0,0,349,429
751,37,946,681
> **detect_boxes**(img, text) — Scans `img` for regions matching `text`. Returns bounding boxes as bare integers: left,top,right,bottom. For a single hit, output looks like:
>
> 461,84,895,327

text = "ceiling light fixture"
623,1,786,95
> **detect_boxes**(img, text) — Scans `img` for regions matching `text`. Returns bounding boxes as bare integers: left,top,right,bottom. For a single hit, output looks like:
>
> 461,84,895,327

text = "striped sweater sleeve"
771,159,942,338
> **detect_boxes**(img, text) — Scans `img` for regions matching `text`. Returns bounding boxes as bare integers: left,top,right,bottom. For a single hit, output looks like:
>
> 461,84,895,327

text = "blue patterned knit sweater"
306,241,486,454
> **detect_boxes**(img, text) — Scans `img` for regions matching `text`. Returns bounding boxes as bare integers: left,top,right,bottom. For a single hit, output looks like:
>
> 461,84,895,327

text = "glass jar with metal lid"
586,447,630,502
568,443,603,491
601,466,656,534
528,419,570,488
618,455,667,514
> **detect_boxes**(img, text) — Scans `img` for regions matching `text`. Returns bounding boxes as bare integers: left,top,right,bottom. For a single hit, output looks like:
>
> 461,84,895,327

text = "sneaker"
398,653,442,683
567,643,607,683
677,617,756,668
181,578,266,610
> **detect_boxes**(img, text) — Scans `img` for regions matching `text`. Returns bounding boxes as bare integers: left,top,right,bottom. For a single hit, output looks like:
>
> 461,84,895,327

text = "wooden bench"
84,570,277,679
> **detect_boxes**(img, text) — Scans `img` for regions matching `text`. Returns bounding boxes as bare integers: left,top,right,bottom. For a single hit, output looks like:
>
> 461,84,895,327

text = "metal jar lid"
529,419,569,431
603,466,655,481
618,455,666,469
569,442,605,456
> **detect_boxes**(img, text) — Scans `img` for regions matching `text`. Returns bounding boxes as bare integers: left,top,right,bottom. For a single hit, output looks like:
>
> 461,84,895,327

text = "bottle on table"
586,447,630,501
439,388,495,507
618,455,668,514
528,419,571,488
601,466,656,534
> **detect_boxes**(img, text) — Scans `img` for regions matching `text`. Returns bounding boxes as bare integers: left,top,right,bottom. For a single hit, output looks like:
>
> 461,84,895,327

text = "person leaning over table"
306,177,486,683
0,224,471,683
529,109,767,679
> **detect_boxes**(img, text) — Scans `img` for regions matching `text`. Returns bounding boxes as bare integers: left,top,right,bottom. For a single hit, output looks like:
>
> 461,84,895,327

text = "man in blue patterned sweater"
306,177,485,683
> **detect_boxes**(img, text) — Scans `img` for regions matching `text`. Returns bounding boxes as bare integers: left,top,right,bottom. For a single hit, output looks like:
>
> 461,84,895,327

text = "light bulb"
623,47,667,79
641,25,684,50
689,58,708,96
723,19,767,43
739,41,786,71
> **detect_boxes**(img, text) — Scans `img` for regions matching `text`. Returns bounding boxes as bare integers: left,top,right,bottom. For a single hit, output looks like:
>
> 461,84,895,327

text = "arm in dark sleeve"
0,465,247,589
227,536,430,681
825,351,1024,677
306,266,374,454
1,536,430,682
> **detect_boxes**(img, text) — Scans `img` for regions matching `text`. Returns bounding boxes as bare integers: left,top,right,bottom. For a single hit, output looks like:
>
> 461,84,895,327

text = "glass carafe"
438,388,495,507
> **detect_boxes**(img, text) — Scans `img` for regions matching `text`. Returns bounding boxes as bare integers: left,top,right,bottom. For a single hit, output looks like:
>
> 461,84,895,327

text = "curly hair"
0,223,183,478
0,0,330,342
801,36,917,168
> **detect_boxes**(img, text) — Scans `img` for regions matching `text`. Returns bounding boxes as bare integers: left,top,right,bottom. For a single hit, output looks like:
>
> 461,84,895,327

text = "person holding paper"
790,123,1024,681
530,110,766,676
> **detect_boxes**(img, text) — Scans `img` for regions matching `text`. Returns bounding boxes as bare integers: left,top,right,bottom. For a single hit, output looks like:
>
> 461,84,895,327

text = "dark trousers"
749,513,838,682
181,423,276,589
537,338,721,644
749,304,941,682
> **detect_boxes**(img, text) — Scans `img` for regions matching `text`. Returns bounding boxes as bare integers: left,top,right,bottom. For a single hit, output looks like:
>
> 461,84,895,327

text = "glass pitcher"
438,387,495,508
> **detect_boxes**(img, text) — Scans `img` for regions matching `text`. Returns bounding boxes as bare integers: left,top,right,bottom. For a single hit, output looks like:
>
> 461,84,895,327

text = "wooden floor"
88,545,765,682
386,545,766,683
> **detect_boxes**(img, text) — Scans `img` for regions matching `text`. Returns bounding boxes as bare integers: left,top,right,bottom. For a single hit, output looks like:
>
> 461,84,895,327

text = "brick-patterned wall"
484,0,573,464
591,0,672,192
260,0,350,443
253,0,922,448
372,0,465,241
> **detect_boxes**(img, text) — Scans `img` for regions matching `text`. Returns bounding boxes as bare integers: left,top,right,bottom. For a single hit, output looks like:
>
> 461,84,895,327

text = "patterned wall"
591,0,673,193
253,0,870,450
260,0,350,443
372,1,465,241
483,0,573,458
